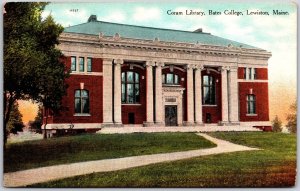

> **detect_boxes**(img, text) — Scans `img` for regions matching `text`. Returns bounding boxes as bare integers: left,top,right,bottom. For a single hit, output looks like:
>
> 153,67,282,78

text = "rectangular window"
79,57,84,72
243,68,247,79
247,95,256,114
71,56,76,71
248,68,252,80
253,68,257,79
87,58,92,72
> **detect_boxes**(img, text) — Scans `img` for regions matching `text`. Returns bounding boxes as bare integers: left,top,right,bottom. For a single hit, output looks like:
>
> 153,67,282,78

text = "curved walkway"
4,133,260,187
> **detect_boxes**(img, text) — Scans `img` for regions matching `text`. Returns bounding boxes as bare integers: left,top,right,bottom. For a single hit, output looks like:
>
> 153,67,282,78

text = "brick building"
45,15,272,132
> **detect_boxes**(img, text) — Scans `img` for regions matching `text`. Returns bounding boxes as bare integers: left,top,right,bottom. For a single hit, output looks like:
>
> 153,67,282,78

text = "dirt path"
4,133,260,187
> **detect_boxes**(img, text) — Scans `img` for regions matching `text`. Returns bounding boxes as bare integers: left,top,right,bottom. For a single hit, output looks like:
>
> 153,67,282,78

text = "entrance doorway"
165,105,177,126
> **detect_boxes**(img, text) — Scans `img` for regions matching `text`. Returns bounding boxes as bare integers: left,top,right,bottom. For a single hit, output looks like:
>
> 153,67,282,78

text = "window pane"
166,73,173,84
127,84,134,103
82,98,89,113
135,73,139,83
71,57,76,71
75,98,81,113
75,90,81,97
122,84,126,102
203,87,209,104
122,72,125,82
87,58,92,72
79,57,84,72
82,90,88,97
203,76,209,85
127,72,134,82
253,68,257,79
248,68,252,79
244,68,247,79
209,76,214,85
135,84,140,102
174,75,179,84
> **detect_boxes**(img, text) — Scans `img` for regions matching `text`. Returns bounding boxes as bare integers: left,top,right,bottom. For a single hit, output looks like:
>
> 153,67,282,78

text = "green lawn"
31,132,296,188
4,132,216,173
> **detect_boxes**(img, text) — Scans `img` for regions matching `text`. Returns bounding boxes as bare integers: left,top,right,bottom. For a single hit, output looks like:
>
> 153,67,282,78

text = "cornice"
59,32,272,59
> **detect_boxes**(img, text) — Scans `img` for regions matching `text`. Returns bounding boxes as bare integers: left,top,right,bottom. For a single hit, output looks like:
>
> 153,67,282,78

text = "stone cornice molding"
219,66,231,72
59,32,272,59
229,65,238,72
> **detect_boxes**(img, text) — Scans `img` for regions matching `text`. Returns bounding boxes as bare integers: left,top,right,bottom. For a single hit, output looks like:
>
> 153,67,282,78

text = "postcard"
3,0,297,188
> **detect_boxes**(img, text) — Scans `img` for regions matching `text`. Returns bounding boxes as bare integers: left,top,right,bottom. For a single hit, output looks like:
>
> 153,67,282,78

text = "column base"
143,122,155,127
229,121,240,125
154,121,165,127
218,121,230,126
102,122,123,127
194,122,204,126
183,121,195,126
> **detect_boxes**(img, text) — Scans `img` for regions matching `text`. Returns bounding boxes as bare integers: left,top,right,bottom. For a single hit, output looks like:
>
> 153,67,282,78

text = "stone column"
102,58,114,125
194,65,204,125
185,64,195,125
228,66,240,124
113,59,123,125
144,61,155,126
155,61,164,125
220,66,229,125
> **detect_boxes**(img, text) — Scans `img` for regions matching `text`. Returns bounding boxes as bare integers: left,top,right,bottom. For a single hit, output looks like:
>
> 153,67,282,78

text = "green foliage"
32,132,296,188
29,105,43,130
286,102,297,133
4,133,215,172
7,103,25,134
4,2,69,143
271,115,282,132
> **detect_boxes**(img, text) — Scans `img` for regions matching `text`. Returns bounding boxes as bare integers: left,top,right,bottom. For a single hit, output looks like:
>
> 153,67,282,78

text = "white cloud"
132,7,161,22
102,11,126,23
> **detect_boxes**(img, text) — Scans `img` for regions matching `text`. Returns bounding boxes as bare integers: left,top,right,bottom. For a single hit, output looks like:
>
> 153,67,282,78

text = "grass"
31,132,296,188
4,132,216,173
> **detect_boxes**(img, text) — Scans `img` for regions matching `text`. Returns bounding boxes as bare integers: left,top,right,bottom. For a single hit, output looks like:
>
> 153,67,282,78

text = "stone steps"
98,125,262,134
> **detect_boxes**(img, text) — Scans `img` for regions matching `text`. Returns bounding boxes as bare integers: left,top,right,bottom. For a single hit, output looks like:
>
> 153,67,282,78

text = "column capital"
145,61,155,67
195,64,204,70
102,58,113,63
229,66,238,72
219,66,230,72
155,61,164,67
184,64,195,70
113,59,124,65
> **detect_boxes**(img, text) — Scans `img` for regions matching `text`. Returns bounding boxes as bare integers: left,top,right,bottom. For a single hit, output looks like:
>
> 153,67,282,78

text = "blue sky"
39,1,297,121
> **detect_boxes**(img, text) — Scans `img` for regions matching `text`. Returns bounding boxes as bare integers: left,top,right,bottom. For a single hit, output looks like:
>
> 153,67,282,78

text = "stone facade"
44,19,272,131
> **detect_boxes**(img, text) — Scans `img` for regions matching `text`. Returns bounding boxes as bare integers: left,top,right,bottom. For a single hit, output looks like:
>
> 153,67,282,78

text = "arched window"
122,71,140,103
75,89,89,113
162,73,179,85
247,94,256,114
202,75,215,105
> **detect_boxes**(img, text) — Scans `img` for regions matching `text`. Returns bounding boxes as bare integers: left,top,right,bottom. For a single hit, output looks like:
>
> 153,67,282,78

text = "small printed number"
70,9,78,12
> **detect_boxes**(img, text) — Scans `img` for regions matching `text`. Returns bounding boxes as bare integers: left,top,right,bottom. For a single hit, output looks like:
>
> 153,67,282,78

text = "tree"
4,2,69,144
272,115,282,132
7,102,25,135
286,102,297,133
29,105,43,132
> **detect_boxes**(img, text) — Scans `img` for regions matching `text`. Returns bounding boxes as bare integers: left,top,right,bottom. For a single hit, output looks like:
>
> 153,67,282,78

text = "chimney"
193,28,203,33
88,15,97,22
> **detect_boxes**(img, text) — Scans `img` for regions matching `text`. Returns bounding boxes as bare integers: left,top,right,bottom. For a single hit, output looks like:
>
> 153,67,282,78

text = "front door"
165,105,177,126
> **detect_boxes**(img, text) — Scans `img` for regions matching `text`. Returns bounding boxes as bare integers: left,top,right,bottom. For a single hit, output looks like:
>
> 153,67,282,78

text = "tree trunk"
43,108,48,139
4,93,15,146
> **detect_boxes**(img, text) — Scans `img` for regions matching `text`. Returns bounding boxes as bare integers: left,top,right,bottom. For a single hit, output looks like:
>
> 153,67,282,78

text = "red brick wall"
238,67,245,79
162,67,187,121
93,58,103,72
202,69,222,123
256,68,268,80
238,67,268,80
52,57,103,124
239,82,269,121
121,64,146,124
